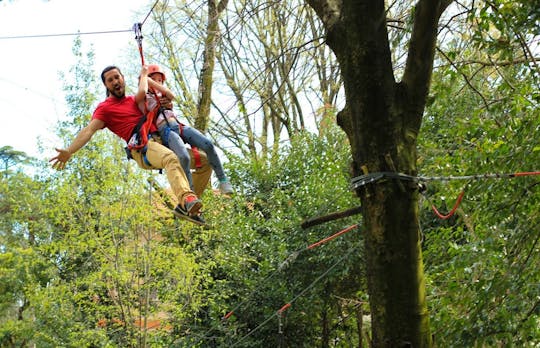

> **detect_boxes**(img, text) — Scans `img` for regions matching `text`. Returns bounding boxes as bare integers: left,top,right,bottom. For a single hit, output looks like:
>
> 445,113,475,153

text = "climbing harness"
146,62,205,169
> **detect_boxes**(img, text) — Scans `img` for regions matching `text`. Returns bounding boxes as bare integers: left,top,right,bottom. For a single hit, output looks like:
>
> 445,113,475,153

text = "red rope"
221,224,358,322
307,224,358,249
431,190,465,220
513,171,540,177
138,46,145,66
278,303,291,314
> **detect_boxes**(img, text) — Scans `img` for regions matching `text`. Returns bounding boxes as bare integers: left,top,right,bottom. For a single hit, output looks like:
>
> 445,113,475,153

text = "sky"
0,0,152,160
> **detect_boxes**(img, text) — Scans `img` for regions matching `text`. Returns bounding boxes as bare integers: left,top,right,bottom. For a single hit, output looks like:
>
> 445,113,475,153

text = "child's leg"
160,126,194,190
181,125,227,181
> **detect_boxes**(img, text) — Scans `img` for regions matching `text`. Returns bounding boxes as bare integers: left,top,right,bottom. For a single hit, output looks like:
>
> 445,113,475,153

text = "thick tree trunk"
306,1,452,346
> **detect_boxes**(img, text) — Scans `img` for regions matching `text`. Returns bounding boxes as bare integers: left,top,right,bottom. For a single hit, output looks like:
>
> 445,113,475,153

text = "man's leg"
190,149,212,198
160,128,194,190
142,140,200,213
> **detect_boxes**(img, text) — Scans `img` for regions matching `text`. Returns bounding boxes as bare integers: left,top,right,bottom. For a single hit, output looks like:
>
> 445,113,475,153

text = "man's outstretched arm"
50,118,105,170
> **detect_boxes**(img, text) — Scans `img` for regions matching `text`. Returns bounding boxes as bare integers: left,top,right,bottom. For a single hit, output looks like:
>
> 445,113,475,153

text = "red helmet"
147,64,166,81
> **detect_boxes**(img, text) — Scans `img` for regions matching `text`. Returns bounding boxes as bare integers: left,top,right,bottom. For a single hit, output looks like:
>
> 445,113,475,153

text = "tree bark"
196,0,229,131
306,1,452,346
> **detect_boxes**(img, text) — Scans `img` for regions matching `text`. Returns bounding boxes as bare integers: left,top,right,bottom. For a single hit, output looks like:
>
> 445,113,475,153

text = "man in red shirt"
50,65,202,219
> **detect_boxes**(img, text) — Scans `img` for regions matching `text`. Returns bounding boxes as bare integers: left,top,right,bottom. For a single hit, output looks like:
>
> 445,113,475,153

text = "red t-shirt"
92,95,144,142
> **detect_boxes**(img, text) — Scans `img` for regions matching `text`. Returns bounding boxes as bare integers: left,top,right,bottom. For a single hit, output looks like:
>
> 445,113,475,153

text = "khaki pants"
190,149,212,198
130,139,195,206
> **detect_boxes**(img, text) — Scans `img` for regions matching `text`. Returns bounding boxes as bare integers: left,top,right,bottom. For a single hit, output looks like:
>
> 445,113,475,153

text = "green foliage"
169,125,366,347
420,25,540,345
0,39,206,348
0,146,32,176
2,3,540,347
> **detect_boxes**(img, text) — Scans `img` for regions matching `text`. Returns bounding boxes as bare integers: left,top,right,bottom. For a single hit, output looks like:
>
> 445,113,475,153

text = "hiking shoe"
174,204,189,216
172,206,207,226
218,180,234,195
191,214,206,225
184,195,202,216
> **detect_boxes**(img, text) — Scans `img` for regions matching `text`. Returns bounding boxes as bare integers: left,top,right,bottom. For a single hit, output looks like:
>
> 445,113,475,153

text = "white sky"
0,0,151,160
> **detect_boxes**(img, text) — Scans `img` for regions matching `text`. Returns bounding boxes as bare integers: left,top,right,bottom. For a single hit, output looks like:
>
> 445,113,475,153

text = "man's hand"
49,148,72,170
49,119,103,170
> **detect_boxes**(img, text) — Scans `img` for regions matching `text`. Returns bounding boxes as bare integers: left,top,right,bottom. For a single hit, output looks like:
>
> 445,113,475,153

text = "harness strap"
130,113,148,140
161,126,171,147
141,146,152,167
178,122,185,136
161,112,183,131
128,88,162,151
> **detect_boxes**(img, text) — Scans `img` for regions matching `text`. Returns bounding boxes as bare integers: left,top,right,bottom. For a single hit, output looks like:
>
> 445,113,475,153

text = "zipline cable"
351,170,540,220
350,170,540,190
1,0,160,41
141,0,161,26
0,29,132,40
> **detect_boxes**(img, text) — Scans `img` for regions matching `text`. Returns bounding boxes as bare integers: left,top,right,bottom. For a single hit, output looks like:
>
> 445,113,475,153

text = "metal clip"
133,22,144,48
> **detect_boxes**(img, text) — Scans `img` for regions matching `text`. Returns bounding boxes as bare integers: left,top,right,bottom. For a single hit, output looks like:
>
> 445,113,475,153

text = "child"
137,64,234,196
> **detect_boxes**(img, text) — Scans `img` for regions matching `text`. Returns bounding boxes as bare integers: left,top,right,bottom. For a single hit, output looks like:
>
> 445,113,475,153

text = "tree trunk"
196,0,228,131
306,1,452,346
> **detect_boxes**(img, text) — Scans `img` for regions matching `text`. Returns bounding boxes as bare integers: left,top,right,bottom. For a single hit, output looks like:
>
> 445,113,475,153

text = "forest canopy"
1,1,539,347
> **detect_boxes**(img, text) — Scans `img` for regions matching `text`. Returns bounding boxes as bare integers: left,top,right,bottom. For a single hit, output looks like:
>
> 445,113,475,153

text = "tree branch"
305,0,341,29
301,205,362,229
436,47,490,110
402,0,452,98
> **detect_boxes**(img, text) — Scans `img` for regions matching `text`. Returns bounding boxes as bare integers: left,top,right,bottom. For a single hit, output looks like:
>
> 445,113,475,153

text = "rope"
307,224,358,249
194,224,359,345
430,189,465,220
223,224,358,319
351,171,540,220
230,245,358,347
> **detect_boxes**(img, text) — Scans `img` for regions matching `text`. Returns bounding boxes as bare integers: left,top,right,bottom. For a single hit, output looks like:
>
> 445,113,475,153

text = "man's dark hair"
101,65,122,84
101,66,123,97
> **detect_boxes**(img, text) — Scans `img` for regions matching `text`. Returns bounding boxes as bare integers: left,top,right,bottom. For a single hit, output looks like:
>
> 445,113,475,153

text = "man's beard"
109,86,125,98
